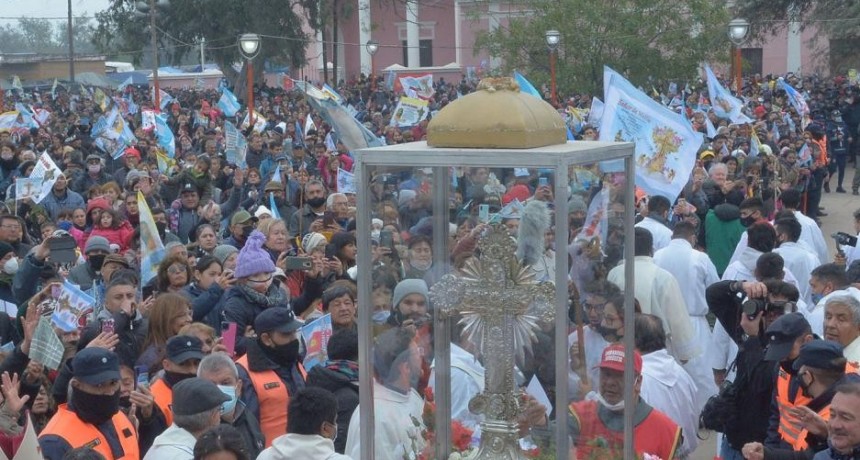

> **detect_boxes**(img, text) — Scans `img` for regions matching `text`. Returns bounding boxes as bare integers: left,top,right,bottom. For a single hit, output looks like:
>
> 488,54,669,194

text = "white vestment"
774,241,821,305
640,349,700,458
793,210,829,264
654,239,720,411
567,326,610,400
429,343,484,437
635,216,673,252
345,382,425,460
607,256,699,361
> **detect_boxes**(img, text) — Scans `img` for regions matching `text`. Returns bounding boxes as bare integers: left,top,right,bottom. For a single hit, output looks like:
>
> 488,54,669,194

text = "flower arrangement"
415,387,475,460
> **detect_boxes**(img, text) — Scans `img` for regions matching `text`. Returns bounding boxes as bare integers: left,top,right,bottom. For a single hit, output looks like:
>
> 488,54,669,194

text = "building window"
401,39,433,67
741,48,763,75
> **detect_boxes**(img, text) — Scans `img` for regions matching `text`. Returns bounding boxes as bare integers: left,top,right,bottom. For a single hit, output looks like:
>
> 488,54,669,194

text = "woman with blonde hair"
136,292,193,372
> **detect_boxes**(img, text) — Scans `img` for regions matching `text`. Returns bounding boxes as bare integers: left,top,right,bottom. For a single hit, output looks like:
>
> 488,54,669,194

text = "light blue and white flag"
271,164,282,184
224,122,247,167
139,191,165,286
218,88,241,117
705,116,718,139
777,78,810,119
337,168,356,194
599,66,702,202
269,192,281,220
704,65,752,123
118,76,133,92
300,84,383,152
151,87,174,111
514,71,574,140
155,114,176,158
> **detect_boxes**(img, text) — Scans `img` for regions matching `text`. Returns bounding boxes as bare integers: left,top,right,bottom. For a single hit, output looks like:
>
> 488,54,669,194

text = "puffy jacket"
306,365,359,454
89,220,135,252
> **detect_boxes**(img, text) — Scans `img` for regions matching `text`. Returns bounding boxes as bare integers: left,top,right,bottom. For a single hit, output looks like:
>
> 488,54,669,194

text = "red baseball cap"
599,344,642,374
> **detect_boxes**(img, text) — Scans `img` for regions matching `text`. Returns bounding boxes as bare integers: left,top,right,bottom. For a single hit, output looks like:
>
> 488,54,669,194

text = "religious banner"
155,114,176,158
575,186,610,243
337,168,356,194
301,314,333,370
151,87,174,111
27,153,62,204
704,65,752,123
92,107,137,159
141,109,157,132
777,77,810,119
51,280,95,332
0,111,33,136
389,96,429,127
240,110,267,134
600,66,701,202
224,122,248,167
139,191,165,285
218,88,241,117
588,97,605,130
15,178,40,202
398,74,434,99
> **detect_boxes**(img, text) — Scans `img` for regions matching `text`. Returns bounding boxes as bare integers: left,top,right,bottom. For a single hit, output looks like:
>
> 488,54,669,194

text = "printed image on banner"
224,122,248,167
389,96,429,127
92,107,137,159
51,280,95,332
30,317,64,370
139,191,165,285
27,153,62,204
704,65,752,123
301,314,333,370
15,178,41,202
397,74,434,99
337,168,356,194
599,67,701,202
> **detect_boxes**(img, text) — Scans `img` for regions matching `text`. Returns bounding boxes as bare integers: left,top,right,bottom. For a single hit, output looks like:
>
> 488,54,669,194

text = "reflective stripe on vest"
776,368,811,446
150,378,174,427
236,355,307,447
39,404,139,460
794,405,830,451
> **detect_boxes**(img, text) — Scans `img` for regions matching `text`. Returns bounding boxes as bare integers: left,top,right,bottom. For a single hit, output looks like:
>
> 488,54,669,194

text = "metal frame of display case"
355,141,636,460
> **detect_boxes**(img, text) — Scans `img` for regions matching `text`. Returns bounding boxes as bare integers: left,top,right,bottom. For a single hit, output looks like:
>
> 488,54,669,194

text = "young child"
88,208,134,252
164,155,214,203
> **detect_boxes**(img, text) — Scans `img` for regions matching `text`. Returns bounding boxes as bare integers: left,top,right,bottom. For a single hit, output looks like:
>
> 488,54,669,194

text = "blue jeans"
720,440,745,460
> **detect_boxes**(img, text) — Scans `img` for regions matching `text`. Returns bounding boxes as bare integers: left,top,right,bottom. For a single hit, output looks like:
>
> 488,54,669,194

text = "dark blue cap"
765,313,811,361
166,335,205,364
72,348,120,385
254,307,303,335
793,340,846,372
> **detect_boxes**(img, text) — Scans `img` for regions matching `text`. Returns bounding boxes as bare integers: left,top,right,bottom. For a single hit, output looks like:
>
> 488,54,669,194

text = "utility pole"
199,37,205,70
67,0,75,82
150,0,160,109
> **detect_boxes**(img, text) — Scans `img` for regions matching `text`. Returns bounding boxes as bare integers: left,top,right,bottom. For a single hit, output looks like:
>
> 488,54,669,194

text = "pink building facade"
296,1,839,85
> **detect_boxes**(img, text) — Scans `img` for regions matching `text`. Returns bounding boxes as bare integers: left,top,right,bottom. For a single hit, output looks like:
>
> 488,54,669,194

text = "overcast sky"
2,0,110,25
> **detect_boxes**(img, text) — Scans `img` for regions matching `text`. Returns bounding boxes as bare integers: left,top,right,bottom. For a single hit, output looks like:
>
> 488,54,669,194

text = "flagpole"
150,0,161,110
67,0,75,83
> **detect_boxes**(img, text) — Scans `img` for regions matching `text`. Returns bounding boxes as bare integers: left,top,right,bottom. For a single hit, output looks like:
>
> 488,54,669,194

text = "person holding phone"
183,256,234,329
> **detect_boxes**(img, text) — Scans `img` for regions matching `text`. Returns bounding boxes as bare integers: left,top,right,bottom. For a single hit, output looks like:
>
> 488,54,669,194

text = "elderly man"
812,381,860,459
810,265,860,338
144,378,228,460
824,294,860,367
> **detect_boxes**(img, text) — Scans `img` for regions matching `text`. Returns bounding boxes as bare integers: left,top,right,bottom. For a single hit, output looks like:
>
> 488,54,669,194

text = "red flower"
451,420,474,452
424,386,435,402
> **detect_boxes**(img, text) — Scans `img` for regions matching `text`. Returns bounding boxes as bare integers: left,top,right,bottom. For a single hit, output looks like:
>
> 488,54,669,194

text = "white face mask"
0,152,12,161
88,164,101,174
594,392,625,412
2,257,18,275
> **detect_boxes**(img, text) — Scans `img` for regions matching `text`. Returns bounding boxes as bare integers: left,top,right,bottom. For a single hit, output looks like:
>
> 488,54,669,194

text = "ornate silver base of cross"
431,223,555,460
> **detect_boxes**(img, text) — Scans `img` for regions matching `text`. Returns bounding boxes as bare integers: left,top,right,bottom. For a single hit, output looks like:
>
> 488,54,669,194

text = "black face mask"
155,221,167,239
88,254,106,272
72,388,120,426
570,217,586,230
307,197,327,209
740,215,756,227
164,370,195,387
263,339,301,367
799,372,815,399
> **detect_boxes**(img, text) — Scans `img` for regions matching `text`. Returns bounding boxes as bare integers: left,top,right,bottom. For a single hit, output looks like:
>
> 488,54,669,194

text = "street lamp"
545,30,560,107
238,33,261,127
727,18,750,96
366,39,379,91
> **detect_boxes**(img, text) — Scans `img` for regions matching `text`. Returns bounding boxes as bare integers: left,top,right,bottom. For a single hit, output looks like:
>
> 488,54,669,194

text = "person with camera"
705,278,796,459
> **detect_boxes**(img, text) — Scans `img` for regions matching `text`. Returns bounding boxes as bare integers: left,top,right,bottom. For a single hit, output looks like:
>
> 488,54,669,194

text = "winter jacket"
222,401,265,460
181,282,225,330
257,433,351,460
236,339,306,436
705,203,745,276
306,365,359,454
142,424,195,460
89,221,134,252
40,189,86,222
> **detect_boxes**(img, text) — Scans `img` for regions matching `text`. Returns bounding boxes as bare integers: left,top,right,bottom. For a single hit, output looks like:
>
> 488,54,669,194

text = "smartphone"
379,230,394,248
539,177,549,187
220,321,238,357
323,211,335,227
285,256,313,270
48,234,78,265
101,318,115,334
479,204,490,223
134,365,149,389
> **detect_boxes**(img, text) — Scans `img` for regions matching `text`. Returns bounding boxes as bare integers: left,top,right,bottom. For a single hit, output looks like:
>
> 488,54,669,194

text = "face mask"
88,254,106,272
594,391,625,413
164,370,196,387
372,310,390,324
0,153,12,161
570,217,586,229
597,324,621,342
811,292,824,305
2,257,18,275
264,339,301,367
410,258,432,271
72,388,120,425
307,197,327,209
155,221,167,238
740,215,756,227
217,384,238,416
88,164,101,174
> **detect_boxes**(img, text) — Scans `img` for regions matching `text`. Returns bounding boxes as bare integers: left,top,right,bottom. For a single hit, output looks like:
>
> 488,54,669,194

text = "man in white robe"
636,314,700,457
773,217,821,305
653,221,719,412
634,195,673,253
778,189,829,264
608,227,698,363
567,280,618,398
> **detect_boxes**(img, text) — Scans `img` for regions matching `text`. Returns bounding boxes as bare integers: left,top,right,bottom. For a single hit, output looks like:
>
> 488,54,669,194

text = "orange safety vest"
776,367,812,447
569,399,681,460
794,405,829,451
150,378,174,427
39,404,139,460
236,354,307,447
785,362,858,451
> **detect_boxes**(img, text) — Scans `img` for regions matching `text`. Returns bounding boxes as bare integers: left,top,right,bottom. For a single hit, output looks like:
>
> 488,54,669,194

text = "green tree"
93,0,317,87
473,0,730,96
736,0,859,42
0,17,96,55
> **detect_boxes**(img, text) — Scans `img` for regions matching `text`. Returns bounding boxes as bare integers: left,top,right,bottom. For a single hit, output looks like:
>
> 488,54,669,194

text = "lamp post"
366,39,379,92
727,18,750,96
545,30,560,107
238,33,261,128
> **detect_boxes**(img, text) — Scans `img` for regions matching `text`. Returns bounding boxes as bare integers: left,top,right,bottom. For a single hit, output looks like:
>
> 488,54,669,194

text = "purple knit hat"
233,230,276,279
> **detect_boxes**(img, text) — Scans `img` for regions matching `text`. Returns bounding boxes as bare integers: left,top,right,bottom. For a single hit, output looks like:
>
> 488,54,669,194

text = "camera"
832,232,858,247
742,298,795,321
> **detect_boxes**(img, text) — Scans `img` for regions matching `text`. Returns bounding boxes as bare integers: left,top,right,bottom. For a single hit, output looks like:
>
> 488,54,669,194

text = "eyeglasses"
247,275,273,284
167,264,187,275
0,225,21,230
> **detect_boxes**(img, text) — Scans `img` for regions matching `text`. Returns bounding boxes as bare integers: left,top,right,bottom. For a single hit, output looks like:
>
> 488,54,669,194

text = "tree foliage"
473,0,730,96
736,0,860,42
0,18,96,55
93,0,318,84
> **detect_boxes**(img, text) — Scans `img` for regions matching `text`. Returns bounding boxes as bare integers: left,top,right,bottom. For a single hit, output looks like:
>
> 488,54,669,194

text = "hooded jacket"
257,433,351,460
306,365,359,454
705,203,745,276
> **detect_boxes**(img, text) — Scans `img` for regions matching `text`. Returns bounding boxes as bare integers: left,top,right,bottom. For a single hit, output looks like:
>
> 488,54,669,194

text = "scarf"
326,359,359,382
237,283,287,309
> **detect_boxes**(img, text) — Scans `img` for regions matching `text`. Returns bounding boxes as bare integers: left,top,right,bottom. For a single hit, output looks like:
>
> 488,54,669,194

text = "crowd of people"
0,66,850,460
